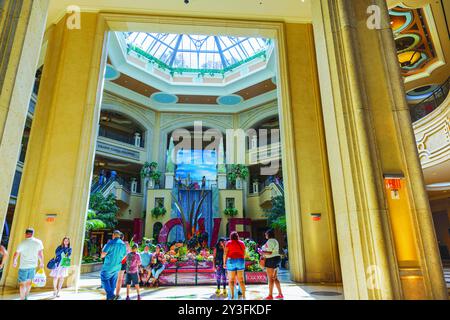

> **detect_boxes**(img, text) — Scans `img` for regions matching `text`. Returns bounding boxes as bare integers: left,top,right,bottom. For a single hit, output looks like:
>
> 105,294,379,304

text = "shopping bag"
32,268,47,288
60,253,71,267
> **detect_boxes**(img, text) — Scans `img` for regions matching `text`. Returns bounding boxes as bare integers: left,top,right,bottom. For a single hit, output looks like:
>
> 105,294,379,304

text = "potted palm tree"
227,164,249,190
141,162,161,189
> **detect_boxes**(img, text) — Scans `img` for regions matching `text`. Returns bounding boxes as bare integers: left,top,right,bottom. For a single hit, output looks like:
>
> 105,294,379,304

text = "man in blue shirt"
100,230,126,300
139,245,152,286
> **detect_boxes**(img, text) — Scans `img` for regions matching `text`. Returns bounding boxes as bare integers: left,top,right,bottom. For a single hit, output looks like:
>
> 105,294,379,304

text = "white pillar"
131,178,138,193
134,132,141,147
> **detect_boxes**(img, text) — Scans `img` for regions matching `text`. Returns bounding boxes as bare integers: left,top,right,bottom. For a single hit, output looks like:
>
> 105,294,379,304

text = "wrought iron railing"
409,77,450,122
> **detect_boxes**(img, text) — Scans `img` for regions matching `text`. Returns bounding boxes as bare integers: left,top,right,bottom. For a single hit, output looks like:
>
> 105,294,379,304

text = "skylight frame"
123,32,272,77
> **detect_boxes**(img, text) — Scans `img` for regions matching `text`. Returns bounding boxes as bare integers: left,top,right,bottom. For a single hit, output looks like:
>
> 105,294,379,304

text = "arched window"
153,222,163,242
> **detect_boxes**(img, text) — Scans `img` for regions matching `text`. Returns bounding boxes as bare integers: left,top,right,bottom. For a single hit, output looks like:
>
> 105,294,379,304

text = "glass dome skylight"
123,32,271,75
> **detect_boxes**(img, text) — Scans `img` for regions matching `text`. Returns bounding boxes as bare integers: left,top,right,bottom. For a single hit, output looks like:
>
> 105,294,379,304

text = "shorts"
265,256,281,269
121,263,126,271
226,258,245,272
18,268,36,283
125,272,139,286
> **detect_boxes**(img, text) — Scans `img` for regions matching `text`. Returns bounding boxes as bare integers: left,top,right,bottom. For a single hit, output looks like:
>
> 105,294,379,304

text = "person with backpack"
125,244,142,300
223,231,246,299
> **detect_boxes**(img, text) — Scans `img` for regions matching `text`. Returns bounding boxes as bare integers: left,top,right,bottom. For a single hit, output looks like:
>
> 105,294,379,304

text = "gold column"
0,0,49,241
312,0,447,299
284,23,342,283
3,13,108,289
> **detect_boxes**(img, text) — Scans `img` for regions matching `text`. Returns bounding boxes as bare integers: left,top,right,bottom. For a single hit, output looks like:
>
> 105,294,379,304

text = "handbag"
32,268,47,288
47,258,56,270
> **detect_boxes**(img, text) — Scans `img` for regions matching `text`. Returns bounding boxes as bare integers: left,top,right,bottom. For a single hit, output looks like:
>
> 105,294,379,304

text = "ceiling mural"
390,6,437,77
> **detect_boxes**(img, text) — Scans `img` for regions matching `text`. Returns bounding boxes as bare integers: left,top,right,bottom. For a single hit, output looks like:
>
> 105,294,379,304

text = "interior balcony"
96,135,146,164
412,77,450,196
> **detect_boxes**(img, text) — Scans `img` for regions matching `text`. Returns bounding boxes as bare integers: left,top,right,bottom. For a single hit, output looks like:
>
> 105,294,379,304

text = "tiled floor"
0,268,344,300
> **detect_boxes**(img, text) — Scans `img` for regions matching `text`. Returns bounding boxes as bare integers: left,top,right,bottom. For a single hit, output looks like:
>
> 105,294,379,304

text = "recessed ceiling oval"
217,95,243,106
105,64,120,80
151,92,179,104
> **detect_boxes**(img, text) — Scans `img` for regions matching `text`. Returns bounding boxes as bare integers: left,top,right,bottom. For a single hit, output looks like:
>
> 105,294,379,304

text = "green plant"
196,254,205,261
177,245,188,257
264,195,286,232
141,162,161,184
150,170,162,181
151,206,167,219
85,219,107,232
223,207,238,217
246,263,263,272
139,238,156,252
227,164,249,184
82,256,103,264
88,192,119,229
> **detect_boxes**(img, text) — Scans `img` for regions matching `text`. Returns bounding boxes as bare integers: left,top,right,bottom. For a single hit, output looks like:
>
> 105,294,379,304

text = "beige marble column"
2,13,108,289
0,0,49,240
284,23,342,284
312,0,447,299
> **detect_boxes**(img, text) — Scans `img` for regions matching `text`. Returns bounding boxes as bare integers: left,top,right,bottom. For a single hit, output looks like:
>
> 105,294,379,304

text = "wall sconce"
129,209,132,216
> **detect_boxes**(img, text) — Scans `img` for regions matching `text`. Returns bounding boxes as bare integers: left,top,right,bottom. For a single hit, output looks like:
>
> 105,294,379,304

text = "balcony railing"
96,137,145,162
98,126,144,148
410,77,450,123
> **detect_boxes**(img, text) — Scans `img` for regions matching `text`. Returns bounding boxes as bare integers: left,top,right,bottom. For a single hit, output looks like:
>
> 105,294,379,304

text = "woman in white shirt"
260,229,284,300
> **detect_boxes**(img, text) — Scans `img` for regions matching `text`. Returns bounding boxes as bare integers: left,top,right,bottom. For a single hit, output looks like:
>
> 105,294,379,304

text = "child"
125,244,141,300
213,238,227,296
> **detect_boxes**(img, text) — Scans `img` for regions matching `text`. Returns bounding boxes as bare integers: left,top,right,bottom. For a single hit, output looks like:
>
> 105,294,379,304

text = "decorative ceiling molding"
389,4,446,83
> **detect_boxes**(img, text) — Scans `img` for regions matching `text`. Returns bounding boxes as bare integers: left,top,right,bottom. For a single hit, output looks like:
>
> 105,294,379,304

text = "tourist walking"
223,231,246,299
0,241,9,282
213,238,227,297
125,244,142,300
12,228,44,300
150,244,166,287
49,237,72,298
115,235,131,299
260,229,284,300
100,230,127,300
139,245,152,287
